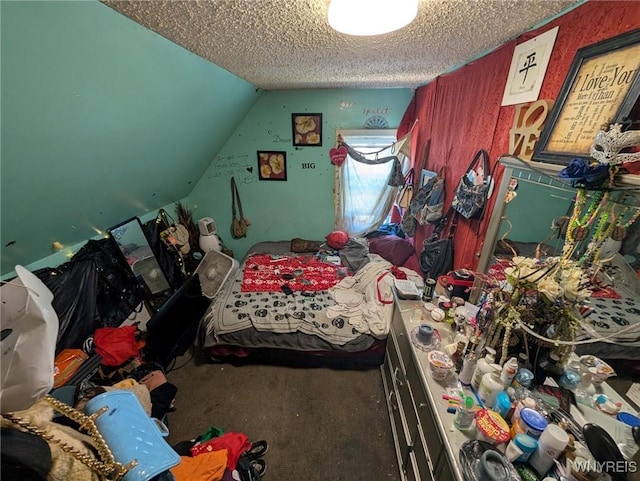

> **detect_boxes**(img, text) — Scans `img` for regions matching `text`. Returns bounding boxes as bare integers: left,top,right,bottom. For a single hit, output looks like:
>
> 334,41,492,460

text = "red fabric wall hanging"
399,0,640,272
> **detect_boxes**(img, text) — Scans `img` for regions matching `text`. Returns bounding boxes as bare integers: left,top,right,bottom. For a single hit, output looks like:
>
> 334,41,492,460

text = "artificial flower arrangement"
479,255,591,365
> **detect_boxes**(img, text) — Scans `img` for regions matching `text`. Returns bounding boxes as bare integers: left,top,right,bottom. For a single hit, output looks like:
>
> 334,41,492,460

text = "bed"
573,255,640,363
197,237,423,369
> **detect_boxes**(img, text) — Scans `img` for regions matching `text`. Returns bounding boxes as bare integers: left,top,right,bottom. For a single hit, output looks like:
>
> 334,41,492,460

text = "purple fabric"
368,235,415,266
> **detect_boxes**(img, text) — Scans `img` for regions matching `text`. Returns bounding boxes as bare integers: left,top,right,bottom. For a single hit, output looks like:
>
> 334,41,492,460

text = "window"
335,130,410,236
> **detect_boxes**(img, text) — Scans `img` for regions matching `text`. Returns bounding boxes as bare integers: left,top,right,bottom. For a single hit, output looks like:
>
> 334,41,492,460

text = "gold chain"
1,395,137,481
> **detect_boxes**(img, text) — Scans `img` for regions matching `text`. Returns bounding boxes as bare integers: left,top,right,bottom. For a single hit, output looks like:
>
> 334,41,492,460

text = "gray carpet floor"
165,354,401,481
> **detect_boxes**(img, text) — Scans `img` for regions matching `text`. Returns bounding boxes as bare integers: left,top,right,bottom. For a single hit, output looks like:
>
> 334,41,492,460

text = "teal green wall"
7,88,412,279
187,89,413,261
0,1,259,275
1,202,180,281
498,170,573,252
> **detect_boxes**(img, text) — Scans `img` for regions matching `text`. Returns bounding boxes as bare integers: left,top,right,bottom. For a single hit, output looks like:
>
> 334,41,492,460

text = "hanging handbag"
419,208,456,280
230,176,251,239
143,209,186,288
396,168,414,209
417,167,445,225
419,237,453,280
451,149,493,220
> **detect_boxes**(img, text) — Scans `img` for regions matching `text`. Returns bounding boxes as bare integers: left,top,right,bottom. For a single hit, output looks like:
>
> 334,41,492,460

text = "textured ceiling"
102,0,581,90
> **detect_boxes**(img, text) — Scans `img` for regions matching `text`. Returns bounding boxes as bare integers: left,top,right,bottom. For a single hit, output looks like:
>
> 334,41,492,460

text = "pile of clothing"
171,428,268,481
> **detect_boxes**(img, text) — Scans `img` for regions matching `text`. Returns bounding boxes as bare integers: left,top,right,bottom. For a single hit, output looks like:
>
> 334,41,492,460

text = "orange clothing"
170,449,228,481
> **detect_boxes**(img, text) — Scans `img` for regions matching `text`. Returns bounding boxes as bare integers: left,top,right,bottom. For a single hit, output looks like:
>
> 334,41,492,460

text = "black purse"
419,208,455,280
142,209,186,288
451,149,493,220
419,237,453,280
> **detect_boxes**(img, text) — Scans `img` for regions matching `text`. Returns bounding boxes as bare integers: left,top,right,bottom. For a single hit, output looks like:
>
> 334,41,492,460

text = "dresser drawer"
391,305,413,374
390,332,421,445
405,450,421,481
412,423,435,481
404,358,443,463
382,355,412,456
388,328,405,374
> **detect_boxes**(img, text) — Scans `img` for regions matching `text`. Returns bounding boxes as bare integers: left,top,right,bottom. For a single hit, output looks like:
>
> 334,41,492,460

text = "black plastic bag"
36,238,143,353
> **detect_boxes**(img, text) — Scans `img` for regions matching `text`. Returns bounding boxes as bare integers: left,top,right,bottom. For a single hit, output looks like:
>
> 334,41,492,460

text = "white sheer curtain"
334,131,410,236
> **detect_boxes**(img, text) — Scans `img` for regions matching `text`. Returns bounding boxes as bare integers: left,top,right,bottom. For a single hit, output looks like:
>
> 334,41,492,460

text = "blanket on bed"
241,254,341,292
204,254,419,346
578,293,640,343
327,260,396,338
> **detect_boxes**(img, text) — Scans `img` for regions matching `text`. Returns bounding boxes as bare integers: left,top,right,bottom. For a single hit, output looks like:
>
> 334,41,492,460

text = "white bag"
1,265,59,412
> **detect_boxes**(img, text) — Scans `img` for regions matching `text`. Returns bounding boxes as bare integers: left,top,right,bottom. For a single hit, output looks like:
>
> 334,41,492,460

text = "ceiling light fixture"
327,0,419,36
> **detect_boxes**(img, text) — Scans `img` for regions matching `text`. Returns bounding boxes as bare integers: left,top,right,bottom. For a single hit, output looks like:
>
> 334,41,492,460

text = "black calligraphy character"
519,52,537,84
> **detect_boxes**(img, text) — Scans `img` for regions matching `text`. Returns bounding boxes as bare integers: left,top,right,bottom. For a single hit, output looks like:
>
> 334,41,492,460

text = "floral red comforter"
241,254,341,292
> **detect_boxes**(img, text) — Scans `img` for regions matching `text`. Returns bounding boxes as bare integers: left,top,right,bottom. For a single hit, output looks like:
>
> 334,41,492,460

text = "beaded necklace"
563,189,608,261
579,203,640,265
612,207,640,240
578,205,616,266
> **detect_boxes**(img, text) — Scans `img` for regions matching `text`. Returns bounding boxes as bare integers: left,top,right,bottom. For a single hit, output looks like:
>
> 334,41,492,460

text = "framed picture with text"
533,28,640,165
257,151,287,181
292,113,322,147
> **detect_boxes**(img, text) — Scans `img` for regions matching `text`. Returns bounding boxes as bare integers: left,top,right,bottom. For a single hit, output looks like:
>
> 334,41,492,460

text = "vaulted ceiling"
102,0,581,90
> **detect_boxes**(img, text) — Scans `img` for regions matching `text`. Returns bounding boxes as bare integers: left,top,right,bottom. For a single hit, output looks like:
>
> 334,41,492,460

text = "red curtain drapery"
400,0,640,274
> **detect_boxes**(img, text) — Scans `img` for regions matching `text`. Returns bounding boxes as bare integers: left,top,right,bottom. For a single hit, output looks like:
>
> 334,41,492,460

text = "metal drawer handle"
393,367,404,386
388,390,399,410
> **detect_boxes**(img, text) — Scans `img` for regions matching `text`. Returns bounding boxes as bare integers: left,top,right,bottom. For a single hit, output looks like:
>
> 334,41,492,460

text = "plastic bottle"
454,395,476,431
471,347,497,390
557,360,582,390
511,395,536,425
500,357,519,387
478,369,503,409
528,424,570,476
458,351,477,386
493,391,512,420
509,433,538,462
511,368,534,390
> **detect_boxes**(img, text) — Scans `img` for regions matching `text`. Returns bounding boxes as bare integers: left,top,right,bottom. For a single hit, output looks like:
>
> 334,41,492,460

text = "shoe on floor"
250,458,266,478
245,440,269,460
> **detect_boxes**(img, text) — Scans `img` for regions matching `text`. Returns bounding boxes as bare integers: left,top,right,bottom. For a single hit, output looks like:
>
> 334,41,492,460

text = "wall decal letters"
210,154,256,183
363,107,390,116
